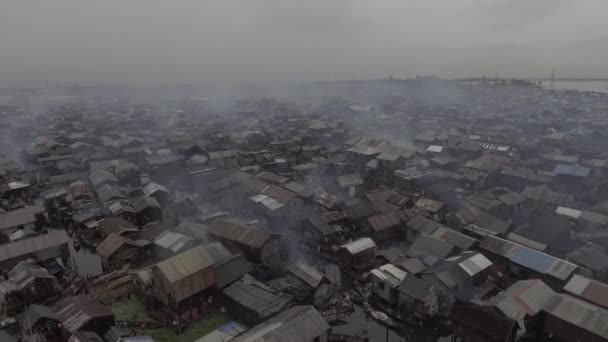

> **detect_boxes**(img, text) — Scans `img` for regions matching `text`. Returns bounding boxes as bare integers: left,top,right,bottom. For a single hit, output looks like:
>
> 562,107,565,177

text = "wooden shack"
150,241,244,305
207,219,283,269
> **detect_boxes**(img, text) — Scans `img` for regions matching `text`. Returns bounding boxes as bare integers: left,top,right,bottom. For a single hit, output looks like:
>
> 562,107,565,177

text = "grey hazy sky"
1,0,607,85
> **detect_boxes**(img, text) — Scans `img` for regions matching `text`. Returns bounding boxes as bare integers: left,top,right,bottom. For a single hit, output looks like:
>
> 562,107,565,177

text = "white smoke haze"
1,0,608,86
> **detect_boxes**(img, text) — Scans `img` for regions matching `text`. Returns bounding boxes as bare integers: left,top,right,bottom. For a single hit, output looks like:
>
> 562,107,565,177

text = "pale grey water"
69,240,103,277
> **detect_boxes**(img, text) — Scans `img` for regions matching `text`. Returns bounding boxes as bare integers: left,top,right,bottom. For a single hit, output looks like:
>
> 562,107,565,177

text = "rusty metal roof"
154,241,234,284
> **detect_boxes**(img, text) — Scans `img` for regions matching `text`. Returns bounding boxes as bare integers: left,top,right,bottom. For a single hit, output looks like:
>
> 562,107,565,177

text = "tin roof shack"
415,197,447,221
99,217,139,240
153,230,196,259
251,185,304,226
20,304,61,340
408,233,457,260
207,219,283,269
96,233,141,271
208,150,238,169
521,185,575,211
195,321,247,342
0,260,60,316
544,294,607,342
300,216,343,246
480,236,577,289
567,244,608,282
53,295,114,338
367,211,403,242
0,230,70,269
0,206,46,239
131,195,162,226
552,163,592,193
0,180,31,199
497,167,553,192
335,173,364,199
397,274,438,322
150,241,249,305
230,305,329,342
368,264,407,305
563,274,608,309
142,182,170,205
223,274,292,326
421,252,493,306
404,215,441,243
338,238,377,271
450,300,518,342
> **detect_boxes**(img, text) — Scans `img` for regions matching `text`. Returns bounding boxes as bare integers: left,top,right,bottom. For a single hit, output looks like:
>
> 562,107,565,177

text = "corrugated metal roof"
506,233,547,252
209,150,236,159
340,238,376,255
480,236,577,281
54,295,113,332
155,242,234,284
336,173,363,188
564,274,608,309
230,305,328,342
223,275,291,320
371,264,407,288
553,164,590,177
406,216,441,235
260,185,296,204
96,233,138,259
368,211,402,232
484,279,556,328
142,182,169,196
207,219,278,249
286,259,324,288
408,234,455,259
153,231,193,253
430,226,478,250
545,294,608,339
458,253,492,276
398,274,434,301
0,230,69,263
250,194,284,211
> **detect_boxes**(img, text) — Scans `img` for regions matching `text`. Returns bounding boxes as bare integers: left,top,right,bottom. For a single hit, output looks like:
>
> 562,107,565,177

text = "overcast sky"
1,0,607,85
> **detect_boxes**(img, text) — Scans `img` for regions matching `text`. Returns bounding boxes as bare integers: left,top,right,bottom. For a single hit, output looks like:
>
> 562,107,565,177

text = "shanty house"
0,230,70,269
566,244,608,282
230,305,329,342
150,241,248,305
207,219,283,269
223,274,292,325
54,296,114,338
142,182,170,204
480,236,578,288
367,211,403,242
563,274,608,309
397,275,439,321
405,215,441,243
368,264,407,304
0,260,60,316
96,233,141,270
208,150,238,168
450,300,518,342
132,195,162,226
0,205,46,235
338,238,377,271
336,173,364,198
300,216,342,245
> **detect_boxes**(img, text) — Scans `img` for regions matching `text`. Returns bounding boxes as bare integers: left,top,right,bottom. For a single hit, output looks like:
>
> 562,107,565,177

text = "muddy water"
69,240,103,277
332,305,452,342
0,330,16,342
